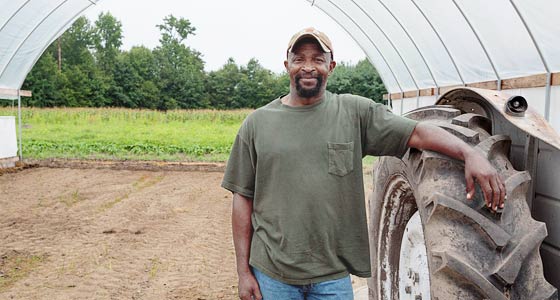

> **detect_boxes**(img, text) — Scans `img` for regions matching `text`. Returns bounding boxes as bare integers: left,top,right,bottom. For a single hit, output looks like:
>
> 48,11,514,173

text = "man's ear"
329,60,336,73
284,60,289,72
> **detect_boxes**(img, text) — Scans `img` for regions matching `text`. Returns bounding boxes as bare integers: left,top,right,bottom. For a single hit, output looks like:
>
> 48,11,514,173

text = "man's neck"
282,91,325,107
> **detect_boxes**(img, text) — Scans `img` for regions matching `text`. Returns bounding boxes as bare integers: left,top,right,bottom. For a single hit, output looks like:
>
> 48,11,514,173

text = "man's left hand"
464,148,506,211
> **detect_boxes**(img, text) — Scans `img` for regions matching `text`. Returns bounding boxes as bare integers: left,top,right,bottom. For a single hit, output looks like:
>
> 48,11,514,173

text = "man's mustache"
295,74,320,81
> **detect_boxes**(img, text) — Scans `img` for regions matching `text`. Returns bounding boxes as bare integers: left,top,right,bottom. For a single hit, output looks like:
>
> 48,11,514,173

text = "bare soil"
0,164,370,299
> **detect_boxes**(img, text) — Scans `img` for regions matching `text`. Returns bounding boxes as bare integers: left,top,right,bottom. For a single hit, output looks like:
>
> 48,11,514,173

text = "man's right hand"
238,271,262,300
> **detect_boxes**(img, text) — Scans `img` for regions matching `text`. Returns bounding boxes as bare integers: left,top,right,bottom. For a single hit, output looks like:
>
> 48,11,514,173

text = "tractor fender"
436,87,560,151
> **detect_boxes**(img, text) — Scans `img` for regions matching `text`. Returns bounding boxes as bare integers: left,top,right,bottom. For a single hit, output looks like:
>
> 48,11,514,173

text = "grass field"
0,107,378,166
0,107,251,162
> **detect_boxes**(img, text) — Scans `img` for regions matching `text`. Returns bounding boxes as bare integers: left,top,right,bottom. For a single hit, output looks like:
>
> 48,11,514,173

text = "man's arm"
407,122,506,211
232,192,262,300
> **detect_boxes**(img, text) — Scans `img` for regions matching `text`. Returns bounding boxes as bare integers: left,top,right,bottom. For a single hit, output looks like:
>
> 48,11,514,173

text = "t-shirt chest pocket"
327,141,354,176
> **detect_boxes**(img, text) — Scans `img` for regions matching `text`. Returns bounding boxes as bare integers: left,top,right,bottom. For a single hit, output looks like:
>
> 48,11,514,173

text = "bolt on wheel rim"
398,211,431,300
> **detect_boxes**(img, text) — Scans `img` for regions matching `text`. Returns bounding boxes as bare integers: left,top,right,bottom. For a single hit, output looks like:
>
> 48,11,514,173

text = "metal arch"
0,1,33,34
310,5,394,94
410,0,465,88
510,0,551,121
376,0,439,91
348,0,421,93
0,0,70,79
312,0,405,94
16,3,95,90
451,0,501,89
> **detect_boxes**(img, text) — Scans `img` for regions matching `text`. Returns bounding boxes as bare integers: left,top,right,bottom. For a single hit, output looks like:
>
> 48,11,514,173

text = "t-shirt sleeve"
362,101,418,157
221,119,257,198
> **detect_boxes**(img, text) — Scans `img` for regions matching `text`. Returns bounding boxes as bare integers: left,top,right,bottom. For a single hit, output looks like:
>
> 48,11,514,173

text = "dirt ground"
0,163,372,300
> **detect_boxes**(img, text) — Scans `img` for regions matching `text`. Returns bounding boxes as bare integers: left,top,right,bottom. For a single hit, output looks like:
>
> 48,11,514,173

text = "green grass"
0,107,381,164
0,107,251,162
362,156,377,168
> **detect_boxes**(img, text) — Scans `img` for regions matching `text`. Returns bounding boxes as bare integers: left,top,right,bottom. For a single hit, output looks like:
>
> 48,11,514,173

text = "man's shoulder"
240,97,282,128
328,91,379,111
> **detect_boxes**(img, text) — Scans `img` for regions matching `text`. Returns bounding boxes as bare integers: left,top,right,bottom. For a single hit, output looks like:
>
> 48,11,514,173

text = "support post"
544,72,551,121
400,92,404,115
18,90,22,162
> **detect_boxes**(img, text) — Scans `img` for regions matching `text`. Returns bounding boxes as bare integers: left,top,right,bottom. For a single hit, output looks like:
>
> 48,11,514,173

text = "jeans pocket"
328,142,354,177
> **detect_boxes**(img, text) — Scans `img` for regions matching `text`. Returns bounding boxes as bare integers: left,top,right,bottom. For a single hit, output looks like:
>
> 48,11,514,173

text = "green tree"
327,59,386,103
205,58,243,109
23,16,109,107
237,58,279,108
58,16,109,107
93,12,123,73
111,46,159,108
206,58,288,109
59,16,95,67
154,15,206,110
21,45,67,107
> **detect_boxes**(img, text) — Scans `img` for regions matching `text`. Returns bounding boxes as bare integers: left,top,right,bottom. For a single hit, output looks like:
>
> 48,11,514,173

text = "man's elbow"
407,123,426,149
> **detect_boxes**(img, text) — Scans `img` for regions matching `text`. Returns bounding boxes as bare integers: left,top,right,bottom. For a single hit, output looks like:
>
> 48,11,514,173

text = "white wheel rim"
398,211,431,300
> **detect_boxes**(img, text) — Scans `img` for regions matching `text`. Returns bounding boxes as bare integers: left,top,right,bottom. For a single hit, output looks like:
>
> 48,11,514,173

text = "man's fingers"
239,292,251,300
466,174,475,200
480,180,493,208
491,177,501,211
253,287,263,300
498,177,506,208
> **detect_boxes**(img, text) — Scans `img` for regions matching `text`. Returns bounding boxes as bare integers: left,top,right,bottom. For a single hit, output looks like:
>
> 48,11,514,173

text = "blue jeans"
252,267,354,300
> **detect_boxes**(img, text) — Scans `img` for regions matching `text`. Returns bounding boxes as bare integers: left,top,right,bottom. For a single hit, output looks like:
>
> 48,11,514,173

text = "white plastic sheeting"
0,0,559,100
0,116,17,158
0,0,98,98
308,0,559,94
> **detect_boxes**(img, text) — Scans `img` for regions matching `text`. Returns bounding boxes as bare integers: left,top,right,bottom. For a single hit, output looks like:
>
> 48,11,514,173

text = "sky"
84,0,366,73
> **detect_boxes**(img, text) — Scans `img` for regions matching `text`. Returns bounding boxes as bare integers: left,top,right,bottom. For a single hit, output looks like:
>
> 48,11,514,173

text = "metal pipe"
510,0,551,120
18,90,22,162
400,92,404,115
0,0,32,33
348,0,420,94
313,6,394,94
0,0,70,79
411,0,465,86
451,0,501,88
376,0,438,90
314,0,405,95
544,72,552,120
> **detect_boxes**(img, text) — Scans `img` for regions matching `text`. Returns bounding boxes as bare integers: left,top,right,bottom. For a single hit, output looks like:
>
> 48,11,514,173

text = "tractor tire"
367,105,558,300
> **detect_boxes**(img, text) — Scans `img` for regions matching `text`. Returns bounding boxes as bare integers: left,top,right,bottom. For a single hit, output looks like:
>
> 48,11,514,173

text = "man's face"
285,39,336,98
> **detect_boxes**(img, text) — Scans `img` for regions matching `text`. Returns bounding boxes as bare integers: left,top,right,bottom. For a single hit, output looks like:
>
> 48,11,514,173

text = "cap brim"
288,33,331,54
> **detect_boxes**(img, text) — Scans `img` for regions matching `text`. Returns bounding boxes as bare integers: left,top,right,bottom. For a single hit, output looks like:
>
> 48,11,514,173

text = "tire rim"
377,175,417,300
398,211,431,300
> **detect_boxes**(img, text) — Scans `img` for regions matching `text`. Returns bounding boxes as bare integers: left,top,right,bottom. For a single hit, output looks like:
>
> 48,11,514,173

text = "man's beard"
295,75,323,98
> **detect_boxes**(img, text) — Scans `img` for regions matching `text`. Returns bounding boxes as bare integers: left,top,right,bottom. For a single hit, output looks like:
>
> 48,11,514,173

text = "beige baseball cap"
287,27,333,59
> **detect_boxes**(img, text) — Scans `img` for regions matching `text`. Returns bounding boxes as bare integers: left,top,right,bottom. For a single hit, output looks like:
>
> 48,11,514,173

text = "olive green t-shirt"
221,91,417,285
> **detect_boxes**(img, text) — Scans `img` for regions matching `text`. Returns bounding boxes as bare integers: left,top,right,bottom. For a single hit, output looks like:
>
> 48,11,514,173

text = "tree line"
21,13,386,109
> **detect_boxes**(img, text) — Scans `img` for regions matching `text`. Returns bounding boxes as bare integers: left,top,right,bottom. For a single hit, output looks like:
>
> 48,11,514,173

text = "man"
221,27,505,300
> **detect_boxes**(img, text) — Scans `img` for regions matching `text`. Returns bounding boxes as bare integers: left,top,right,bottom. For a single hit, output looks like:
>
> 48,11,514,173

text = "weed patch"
0,251,45,292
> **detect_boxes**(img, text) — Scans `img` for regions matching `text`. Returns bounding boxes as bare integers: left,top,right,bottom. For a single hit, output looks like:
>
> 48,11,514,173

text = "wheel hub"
398,211,431,300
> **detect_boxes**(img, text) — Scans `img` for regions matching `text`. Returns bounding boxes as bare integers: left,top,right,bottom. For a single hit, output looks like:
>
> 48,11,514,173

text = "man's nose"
302,63,315,72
